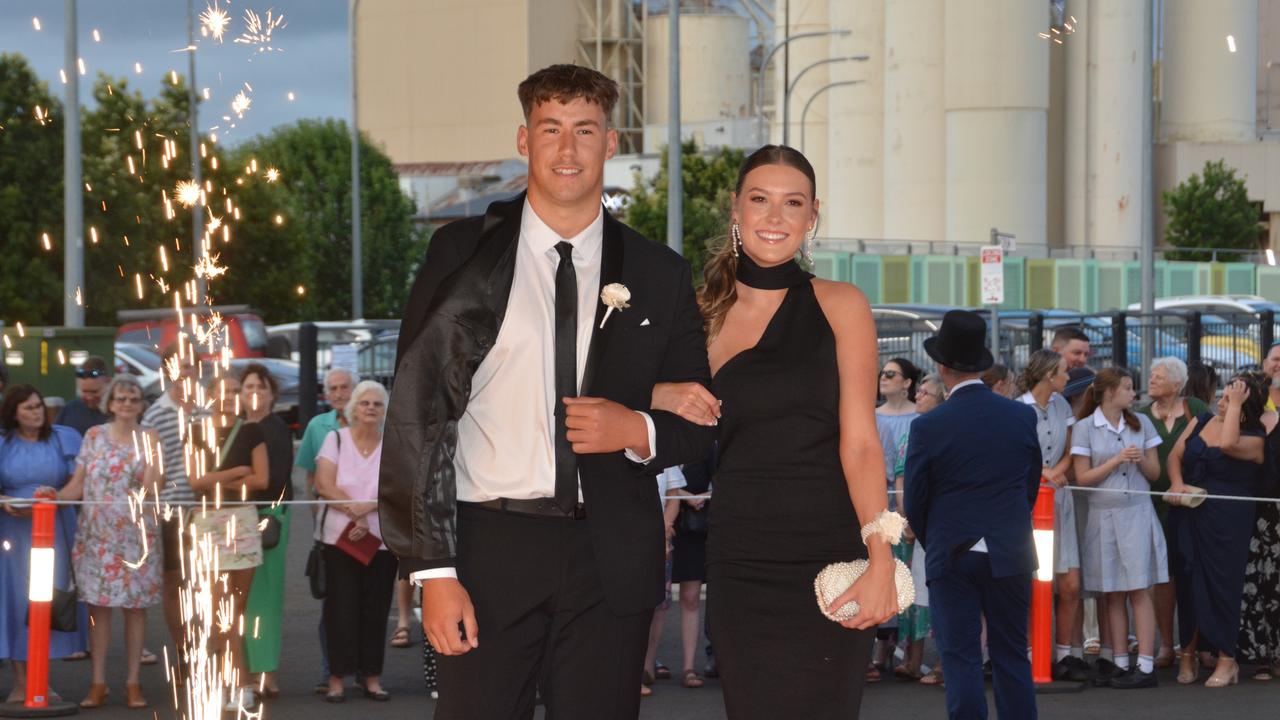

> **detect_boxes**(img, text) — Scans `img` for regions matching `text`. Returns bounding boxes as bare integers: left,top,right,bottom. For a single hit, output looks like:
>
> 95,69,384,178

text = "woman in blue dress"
1166,374,1268,688
0,385,88,702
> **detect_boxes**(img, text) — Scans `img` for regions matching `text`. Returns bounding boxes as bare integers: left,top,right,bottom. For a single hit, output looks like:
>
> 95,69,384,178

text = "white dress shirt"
413,200,655,582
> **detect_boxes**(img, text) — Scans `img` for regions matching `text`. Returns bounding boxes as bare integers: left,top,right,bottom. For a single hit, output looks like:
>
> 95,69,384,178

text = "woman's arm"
1138,447,1162,482
188,464,249,493
1046,426,1073,485
815,280,897,629
313,456,356,516
1165,419,1197,493
1218,380,1266,463
56,463,86,502
1072,452,1122,487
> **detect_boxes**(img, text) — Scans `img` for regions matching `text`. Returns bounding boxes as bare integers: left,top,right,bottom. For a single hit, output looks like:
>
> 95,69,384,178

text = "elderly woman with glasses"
314,380,396,703
57,375,164,709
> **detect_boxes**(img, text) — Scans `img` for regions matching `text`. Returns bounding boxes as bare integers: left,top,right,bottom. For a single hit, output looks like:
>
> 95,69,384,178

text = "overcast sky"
0,0,349,145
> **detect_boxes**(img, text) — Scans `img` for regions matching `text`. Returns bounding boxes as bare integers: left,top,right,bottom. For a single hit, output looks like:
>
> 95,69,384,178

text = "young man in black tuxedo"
378,65,716,719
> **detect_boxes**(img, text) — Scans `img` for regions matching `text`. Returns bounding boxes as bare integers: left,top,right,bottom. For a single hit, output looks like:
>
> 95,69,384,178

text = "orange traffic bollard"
1030,483,1055,685
0,490,78,718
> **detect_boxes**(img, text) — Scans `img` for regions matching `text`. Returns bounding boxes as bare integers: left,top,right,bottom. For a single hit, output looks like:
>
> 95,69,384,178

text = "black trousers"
322,546,397,678
435,504,653,720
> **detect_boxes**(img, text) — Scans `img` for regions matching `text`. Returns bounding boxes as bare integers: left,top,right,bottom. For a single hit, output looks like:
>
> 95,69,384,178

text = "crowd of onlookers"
874,327,1280,691
5,324,1280,708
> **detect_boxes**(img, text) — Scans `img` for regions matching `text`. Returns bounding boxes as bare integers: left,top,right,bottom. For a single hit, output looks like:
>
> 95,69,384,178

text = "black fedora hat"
924,310,994,373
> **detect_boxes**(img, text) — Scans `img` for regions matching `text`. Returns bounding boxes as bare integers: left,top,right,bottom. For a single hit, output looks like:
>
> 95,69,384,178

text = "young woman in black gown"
652,146,899,719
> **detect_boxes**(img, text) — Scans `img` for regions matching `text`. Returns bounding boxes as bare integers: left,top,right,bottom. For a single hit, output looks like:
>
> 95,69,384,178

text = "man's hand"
421,578,479,656
564,397,648,455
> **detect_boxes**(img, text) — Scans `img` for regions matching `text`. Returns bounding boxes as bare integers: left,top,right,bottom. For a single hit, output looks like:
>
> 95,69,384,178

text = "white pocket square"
640,318,651,326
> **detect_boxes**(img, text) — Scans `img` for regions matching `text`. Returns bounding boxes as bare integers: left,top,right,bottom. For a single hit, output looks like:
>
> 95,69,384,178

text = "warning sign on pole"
980,245,1005,305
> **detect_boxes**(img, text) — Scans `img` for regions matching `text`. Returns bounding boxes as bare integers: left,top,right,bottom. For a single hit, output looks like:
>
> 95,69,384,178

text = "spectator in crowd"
314,381,395,703
892,372,946,684
188,372,268,712
1051,327,1092,370
55,356,110,436
140,343,198,667
0,385,86,703
1017,350,1089,682
1062,366,1103,656
670,458,711,690
1263,343,1280,412
1139,356,1208,669
1166,374,1267,688
1072,367,1165,688
294,368,356,693
58,375,163,709
1185,363,1219,408
982,364,1017,399
1240,348,1280,681
871,357,921,681
240,364,295,698
641,466,688,696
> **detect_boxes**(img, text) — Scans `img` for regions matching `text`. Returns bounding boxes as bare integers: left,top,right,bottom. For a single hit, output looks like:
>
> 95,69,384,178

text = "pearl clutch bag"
814,558,916,623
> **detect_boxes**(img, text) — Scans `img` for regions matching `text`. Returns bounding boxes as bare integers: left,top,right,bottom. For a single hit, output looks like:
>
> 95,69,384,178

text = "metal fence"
876,309,1277,387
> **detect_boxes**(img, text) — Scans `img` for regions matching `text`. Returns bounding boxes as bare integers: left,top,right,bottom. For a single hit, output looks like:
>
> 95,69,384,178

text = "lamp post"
666,0,682,257
799,80,863,154
782,55,868,146
349,0,363,320
754,29,850,144
63,0,83,327
187,0,204,305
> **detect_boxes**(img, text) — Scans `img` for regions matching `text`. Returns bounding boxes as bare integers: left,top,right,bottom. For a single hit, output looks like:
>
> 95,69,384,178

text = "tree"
0,54,66,325
226,119,427,321
1162,159,1262,262
623,140,745,282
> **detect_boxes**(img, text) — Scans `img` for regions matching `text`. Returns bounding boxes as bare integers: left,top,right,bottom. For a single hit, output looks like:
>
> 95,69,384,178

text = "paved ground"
11,494,1280,719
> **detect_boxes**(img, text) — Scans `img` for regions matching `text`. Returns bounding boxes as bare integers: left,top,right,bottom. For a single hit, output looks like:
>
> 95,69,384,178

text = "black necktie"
553,241,579,513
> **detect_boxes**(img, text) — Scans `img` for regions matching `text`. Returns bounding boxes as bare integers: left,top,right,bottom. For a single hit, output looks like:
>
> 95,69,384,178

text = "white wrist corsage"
599,283,631,328
859,509,908,546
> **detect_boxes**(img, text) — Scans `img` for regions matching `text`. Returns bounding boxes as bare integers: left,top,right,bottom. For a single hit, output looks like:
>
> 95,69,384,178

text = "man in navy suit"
904,311,1042,719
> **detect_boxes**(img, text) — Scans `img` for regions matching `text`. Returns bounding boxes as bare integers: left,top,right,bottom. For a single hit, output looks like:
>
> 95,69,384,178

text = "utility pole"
63,0,83,327
188,0,204,304
350,0,364,319
666,0,682,256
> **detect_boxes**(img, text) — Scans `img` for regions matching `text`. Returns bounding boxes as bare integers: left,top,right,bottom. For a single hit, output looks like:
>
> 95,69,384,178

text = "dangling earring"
731,223,741,258
803,226,815,265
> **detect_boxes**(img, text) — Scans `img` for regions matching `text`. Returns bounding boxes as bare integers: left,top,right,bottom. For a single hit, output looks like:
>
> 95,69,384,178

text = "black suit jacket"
903,383,1042,582
378,192,716,615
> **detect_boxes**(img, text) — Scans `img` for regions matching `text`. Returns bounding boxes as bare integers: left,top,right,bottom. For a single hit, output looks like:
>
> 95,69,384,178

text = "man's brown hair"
518,64,619,121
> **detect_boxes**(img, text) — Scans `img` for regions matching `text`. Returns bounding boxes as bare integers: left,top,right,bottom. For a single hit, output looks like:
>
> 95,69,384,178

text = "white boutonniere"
599,283,631,329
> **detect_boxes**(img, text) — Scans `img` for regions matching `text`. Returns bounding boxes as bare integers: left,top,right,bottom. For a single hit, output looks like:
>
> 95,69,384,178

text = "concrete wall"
882,0,944,242
824,0,883,239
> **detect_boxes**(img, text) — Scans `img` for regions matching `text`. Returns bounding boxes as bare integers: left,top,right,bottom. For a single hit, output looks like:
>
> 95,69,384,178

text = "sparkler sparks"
234,9,287,55
32,17,41,31
263,167,280,183
175,180,202,208
194,254,228,281
200,3,233,42
231,90,252,118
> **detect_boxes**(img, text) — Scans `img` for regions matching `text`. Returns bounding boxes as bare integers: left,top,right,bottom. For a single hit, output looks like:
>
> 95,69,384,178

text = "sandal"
920,669,945,686
681,670,704,689
639,684,652,698
63,650,89,662
654,662,671,680
1253,667,1273,681
390,626,412,649
140,648,158,666
866,664,882,682
893,664,924,681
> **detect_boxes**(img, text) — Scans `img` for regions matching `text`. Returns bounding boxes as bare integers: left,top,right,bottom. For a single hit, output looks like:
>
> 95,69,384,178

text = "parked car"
265,320,400,368
116,305,268,359
114,342,165,400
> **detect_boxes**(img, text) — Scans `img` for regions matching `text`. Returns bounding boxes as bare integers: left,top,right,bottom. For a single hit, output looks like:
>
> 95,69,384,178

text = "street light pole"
754,29,850,145
800,79,862,153
782,55,867,146
666,0,683,257
349,0,363,320
63,0,83,327
188,0,204,305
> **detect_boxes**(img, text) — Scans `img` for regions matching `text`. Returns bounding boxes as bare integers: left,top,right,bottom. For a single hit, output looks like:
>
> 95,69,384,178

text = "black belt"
464,497,587,519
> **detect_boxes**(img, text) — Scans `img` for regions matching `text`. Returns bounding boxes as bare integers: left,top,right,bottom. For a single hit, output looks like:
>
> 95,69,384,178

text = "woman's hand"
829,558,899,631
1043,466,1067,488
1224,379,1248,407
683,495,706,511
1119,445,1143,464
345,500,378,517
651,382,721,427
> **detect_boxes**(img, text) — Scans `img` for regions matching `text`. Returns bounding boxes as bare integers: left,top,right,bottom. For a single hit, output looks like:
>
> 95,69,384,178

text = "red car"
116,305,268,359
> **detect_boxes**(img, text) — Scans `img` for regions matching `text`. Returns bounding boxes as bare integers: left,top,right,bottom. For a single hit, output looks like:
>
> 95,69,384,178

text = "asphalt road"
14,483,1280,719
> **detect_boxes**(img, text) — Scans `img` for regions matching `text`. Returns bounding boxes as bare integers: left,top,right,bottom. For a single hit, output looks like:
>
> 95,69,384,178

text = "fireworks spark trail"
32,17,41,31
231,89,252,118
92,28,101,43
234,9,286,56
263,167,279,182
199,3,232,42
176,180,202,208
41,232,51,251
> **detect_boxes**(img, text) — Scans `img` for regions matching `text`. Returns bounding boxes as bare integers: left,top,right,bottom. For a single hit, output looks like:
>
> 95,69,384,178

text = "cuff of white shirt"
622,411,657,464
410,567,458,585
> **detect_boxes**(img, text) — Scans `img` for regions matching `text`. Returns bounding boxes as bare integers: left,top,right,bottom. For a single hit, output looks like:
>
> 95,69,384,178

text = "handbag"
1162,484,1208,508
306,505,330,599
259,512,282,549
677,501,709,535
814,558,915,623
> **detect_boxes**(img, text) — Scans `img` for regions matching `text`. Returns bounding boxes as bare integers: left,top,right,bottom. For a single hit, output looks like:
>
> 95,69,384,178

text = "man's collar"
950,378,986,394
521,198,604,261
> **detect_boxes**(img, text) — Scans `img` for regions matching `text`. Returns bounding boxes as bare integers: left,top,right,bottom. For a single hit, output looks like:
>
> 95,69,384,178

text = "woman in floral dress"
59,375,163,709
1238,426,1280,680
